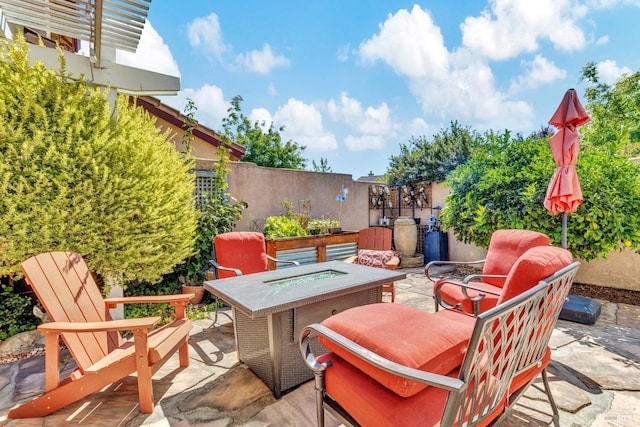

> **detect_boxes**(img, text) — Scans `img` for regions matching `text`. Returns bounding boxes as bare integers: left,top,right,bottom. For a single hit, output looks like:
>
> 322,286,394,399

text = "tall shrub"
0,35,198,283
441,130,640,261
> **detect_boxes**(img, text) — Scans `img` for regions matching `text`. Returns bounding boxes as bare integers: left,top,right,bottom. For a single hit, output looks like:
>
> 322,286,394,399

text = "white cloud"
359,5,449,79
235,44,290,74
160,84,229,131
406,117,430,136
596,35,610,45
249,108,273,130
596,59,632,84
356,4,541,132
187,13,230,59
461,0,588,61
509,55,567,94
328,92,393,135
116,21,180,77
327,92,400,151
273,99,337,151
337,44,351,62
344,134,386,151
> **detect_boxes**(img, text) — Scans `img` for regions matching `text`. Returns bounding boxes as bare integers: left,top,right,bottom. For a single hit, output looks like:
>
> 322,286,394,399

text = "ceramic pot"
181,285,205,305
394,216,417,257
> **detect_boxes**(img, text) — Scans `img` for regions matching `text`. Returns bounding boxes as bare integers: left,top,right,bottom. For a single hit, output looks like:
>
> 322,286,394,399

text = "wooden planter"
266,231,359,269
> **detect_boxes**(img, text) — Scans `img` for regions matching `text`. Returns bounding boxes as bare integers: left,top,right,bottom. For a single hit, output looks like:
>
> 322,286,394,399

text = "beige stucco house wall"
136,97,245,169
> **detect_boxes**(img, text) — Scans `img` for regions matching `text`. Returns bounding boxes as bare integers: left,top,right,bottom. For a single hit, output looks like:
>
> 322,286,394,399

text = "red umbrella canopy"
544,89,591,215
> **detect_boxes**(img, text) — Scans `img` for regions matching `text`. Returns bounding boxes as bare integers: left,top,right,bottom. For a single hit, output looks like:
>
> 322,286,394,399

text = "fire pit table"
204,261,406,397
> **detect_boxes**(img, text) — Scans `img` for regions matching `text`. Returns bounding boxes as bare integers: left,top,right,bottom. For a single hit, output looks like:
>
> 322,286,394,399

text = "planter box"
266,231,359,269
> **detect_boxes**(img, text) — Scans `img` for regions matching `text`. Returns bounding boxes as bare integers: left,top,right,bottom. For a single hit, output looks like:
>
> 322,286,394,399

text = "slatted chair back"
442,261,578,425
358,227,393,251
21,252,122,372
513,261,578,377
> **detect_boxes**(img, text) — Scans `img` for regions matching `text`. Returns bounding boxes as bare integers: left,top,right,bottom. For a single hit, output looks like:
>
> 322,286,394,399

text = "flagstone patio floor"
1,266,639,426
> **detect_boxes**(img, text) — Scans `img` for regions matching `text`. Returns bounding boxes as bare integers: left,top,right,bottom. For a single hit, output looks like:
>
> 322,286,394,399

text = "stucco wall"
226,165,638,291
574,250,640,291
155,119,223,165
228,162,372,232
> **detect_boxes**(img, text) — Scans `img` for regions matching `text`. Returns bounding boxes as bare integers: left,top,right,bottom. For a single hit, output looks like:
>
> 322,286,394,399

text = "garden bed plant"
263,199,340,239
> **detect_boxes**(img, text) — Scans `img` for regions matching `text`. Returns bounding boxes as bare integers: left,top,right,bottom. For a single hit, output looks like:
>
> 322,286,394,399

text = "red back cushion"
213,232,269,278
496,245,573,305
320,303,471,397
482,229,550,287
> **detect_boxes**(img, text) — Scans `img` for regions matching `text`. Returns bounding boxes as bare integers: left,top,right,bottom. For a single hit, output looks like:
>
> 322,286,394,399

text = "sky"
115,0,640,180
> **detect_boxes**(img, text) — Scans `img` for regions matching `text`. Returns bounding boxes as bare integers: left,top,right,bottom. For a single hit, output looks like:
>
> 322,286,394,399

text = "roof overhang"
0,0,179,95
136,96,246,160
0,0,148,67
26,42,179,95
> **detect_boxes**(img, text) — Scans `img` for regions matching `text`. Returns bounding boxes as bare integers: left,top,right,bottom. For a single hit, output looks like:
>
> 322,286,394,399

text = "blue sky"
116,1,640,180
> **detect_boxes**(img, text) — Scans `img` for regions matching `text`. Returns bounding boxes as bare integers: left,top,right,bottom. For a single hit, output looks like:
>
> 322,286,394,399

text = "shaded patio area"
1,267,639,426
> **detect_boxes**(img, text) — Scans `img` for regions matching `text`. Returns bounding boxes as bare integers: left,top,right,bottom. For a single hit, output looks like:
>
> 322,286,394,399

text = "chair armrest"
209,259,243,277
300,323,464,392
343,255,357,264
424,259,485,281
266,255,300,267
462,274,507,285
104,294,193,307
104,294,192,319
434,278,503,315
38,317,161,334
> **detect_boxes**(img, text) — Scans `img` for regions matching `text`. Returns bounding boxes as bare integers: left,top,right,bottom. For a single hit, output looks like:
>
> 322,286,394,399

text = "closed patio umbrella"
544,88,591,249
546,89,601,325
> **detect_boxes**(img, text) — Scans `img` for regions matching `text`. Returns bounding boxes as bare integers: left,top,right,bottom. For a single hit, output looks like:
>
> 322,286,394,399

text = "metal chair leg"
541,368,560,427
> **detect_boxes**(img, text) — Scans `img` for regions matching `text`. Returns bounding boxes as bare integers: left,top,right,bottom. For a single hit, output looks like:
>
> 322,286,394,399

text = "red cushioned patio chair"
344,227,400,301
207,231,299,321
300,245,578,427
8,252,193,418
425,229,550,315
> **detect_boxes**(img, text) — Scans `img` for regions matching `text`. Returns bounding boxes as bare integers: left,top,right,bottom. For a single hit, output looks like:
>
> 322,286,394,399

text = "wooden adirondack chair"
345,227,399,301
8,252,194,418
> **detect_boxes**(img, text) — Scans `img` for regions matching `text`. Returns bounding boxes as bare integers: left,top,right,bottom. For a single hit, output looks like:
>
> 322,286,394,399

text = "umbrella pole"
562,212,568,249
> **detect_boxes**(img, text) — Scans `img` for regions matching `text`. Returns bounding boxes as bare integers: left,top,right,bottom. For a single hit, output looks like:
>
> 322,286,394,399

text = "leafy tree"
0,35,198,283
221,95,307,169
580,63,640,157
123,100,246,322
386,121,475,185
311,157,333,172
441,130,640,261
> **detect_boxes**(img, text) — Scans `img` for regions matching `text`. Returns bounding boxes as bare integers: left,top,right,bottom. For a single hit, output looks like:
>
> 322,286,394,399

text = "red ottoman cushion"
321,303,470,397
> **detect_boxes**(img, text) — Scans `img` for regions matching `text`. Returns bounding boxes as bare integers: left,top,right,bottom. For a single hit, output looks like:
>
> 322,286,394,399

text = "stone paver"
0,266,639,426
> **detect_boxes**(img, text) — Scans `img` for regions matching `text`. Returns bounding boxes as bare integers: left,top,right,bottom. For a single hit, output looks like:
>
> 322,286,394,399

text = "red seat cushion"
323,353,503,427
320,303,470,397
213,232,269,278
482,229,550,287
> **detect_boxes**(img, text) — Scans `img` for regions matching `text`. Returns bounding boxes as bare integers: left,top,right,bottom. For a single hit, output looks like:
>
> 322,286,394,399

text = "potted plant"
179,273,205,305
308,217,341,235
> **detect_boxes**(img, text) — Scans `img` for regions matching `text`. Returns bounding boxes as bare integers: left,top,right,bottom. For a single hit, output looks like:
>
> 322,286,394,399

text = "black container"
559,294,602,325
424,231,448,263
